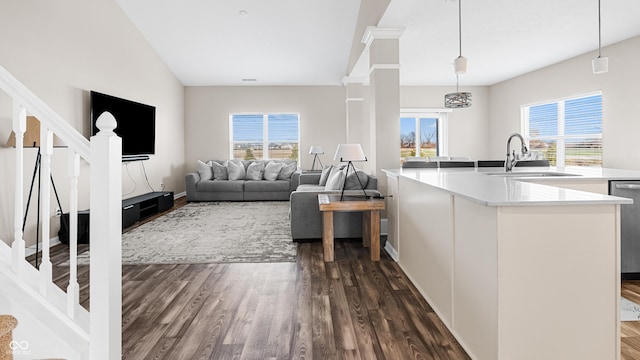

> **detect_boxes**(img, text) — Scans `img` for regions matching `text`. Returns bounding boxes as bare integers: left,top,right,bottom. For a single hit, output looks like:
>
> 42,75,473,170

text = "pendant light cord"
458,0,462,57
597,0,602,58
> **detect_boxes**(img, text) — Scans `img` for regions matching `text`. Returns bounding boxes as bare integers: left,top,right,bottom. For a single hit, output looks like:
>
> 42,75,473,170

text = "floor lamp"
7,116,65,269
309,146,324,171
334,144,368,201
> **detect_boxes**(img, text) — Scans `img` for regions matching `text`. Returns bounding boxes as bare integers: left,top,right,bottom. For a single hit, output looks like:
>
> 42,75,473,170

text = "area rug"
621,297,640,321
71,201,297,265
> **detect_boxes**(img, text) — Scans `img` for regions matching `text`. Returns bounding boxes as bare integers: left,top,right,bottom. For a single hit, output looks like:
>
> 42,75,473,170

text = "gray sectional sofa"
289,169,381,241
186,159,300,202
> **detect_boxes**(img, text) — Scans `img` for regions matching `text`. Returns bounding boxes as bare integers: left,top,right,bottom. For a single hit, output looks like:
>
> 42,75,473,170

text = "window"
400,111,448,163
230,113,300,161
522,93,602,167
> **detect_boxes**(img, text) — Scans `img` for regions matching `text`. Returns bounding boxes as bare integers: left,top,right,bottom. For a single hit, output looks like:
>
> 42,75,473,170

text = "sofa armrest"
290,170,302,192
366,176,378,190
185,172,201,202
299,173,321,185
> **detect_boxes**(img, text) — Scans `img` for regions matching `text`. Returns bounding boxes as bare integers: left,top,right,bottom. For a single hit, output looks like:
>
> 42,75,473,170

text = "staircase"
0,64,122,359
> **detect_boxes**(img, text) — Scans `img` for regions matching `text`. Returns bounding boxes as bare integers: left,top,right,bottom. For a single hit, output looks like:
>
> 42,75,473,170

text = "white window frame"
400,108,450,159
521,91,602,168
229,113,300,161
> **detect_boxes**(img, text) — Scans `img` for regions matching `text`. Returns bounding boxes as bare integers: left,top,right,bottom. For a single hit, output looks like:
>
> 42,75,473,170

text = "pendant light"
445,0,471,108
592,0,608,74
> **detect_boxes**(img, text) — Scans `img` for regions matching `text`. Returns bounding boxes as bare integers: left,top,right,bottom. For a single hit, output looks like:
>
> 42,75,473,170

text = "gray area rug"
73,201,297,264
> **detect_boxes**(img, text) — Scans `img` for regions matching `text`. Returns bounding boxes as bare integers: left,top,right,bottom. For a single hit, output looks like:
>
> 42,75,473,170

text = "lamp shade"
309,145,324,155
334,144,366,162
6,116,65,147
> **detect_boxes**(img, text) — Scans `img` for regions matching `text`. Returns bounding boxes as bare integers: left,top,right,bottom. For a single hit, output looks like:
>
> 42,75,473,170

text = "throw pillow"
324,166,345,191
319,165,333,186
246,161,265,181
227,160,246,180
343,169,369,190
197,160,213,181
211,160,228,180
264,161,284,181
277,161,297,180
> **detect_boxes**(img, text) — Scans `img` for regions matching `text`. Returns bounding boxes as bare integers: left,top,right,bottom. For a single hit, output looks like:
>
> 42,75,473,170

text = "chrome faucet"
505,133,528,172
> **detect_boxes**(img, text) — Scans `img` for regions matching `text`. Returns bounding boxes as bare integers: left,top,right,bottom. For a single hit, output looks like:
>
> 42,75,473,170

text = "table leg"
322,210,334,262
363,211,371,248
370,210,380,261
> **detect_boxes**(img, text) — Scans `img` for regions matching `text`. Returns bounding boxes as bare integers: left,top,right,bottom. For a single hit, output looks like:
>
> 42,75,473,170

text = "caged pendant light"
445,0,471,108
592,0,608,74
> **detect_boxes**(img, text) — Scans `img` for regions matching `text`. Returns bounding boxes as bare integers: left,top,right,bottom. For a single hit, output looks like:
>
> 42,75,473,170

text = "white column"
90,111,122,360
66,151,80,319
11,103,26,274
345,81,368,172
362,26,403,196
38,125,53,295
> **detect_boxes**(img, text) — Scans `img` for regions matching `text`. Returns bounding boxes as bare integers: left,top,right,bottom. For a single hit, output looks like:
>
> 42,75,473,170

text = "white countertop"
382,166,638,207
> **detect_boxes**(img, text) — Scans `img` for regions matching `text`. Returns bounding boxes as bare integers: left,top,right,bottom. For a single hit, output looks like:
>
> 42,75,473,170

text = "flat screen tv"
90,91,156,160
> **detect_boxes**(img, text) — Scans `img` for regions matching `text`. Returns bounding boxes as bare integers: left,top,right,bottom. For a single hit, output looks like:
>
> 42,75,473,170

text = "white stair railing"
0,63,122,359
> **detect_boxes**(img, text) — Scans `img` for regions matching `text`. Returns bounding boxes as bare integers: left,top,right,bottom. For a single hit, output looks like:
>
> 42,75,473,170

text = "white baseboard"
25,237,61,257
384,241,398,261
175,191,186,199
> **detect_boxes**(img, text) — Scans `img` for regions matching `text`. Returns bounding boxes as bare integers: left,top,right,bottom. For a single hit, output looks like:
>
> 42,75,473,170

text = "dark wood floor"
34,197,640,360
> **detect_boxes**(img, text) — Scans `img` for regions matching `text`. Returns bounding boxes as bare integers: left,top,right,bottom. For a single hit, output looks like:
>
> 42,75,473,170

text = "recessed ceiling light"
239,10,249,18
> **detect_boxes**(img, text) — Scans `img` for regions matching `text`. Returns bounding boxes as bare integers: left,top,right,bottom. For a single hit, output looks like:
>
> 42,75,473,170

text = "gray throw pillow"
277,162,297,180
246,161,265,180
319,165,333,186
264,161,284,181
324,167,345,190
344,169,369,190
211,160,228,180
227,160,246,180
197,160,213,181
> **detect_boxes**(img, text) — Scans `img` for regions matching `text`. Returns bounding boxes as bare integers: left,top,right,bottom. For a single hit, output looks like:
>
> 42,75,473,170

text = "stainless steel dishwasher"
610,181,640,278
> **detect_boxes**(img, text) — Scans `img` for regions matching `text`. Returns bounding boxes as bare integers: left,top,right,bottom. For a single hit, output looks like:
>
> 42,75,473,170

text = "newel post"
89,111,122,359
11,102,26,274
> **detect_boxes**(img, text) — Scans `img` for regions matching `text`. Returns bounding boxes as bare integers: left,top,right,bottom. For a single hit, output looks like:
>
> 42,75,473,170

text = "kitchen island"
382,167,638,360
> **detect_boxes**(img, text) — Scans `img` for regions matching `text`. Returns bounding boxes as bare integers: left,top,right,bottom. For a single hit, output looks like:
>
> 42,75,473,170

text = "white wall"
0,0,185,245
184,86,346,172
489,36,640,169
401,86,491,160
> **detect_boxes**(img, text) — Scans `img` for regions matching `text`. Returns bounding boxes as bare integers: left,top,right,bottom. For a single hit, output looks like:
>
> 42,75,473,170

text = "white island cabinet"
382,167,639,360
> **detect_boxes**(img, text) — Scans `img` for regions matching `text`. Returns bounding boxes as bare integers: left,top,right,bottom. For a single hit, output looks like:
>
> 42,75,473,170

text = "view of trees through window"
522,93,602,167
230,114,299,161
400,117,438,162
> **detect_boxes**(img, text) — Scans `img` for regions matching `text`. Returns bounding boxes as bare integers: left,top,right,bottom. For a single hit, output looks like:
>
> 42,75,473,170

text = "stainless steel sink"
484,172,579,177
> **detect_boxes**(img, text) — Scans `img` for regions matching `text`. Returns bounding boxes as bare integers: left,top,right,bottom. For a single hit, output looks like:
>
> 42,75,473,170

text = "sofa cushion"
277,161,297,180
245,179,291,192
211,160,228,180
325,167,345,190
246,161,265,180
319,165,333,186
196,179,245,192
343,169,369,190
264,161,284,181
197,160,213,181
227,160,246,180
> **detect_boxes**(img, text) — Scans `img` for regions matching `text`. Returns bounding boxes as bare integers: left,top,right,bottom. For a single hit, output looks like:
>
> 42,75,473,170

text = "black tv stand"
122,191,173,229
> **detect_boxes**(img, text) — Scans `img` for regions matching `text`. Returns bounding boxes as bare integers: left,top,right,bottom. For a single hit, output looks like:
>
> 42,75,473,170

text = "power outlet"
160,183,165,191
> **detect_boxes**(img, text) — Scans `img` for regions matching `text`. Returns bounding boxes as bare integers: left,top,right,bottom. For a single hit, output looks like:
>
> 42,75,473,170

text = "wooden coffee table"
318,194,385,262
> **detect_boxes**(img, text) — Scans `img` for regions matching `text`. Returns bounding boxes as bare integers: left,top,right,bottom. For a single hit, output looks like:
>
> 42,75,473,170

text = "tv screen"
90,91,156,158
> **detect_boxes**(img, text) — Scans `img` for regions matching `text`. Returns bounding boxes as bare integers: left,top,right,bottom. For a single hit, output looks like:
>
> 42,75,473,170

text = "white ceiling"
115,0,640,87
